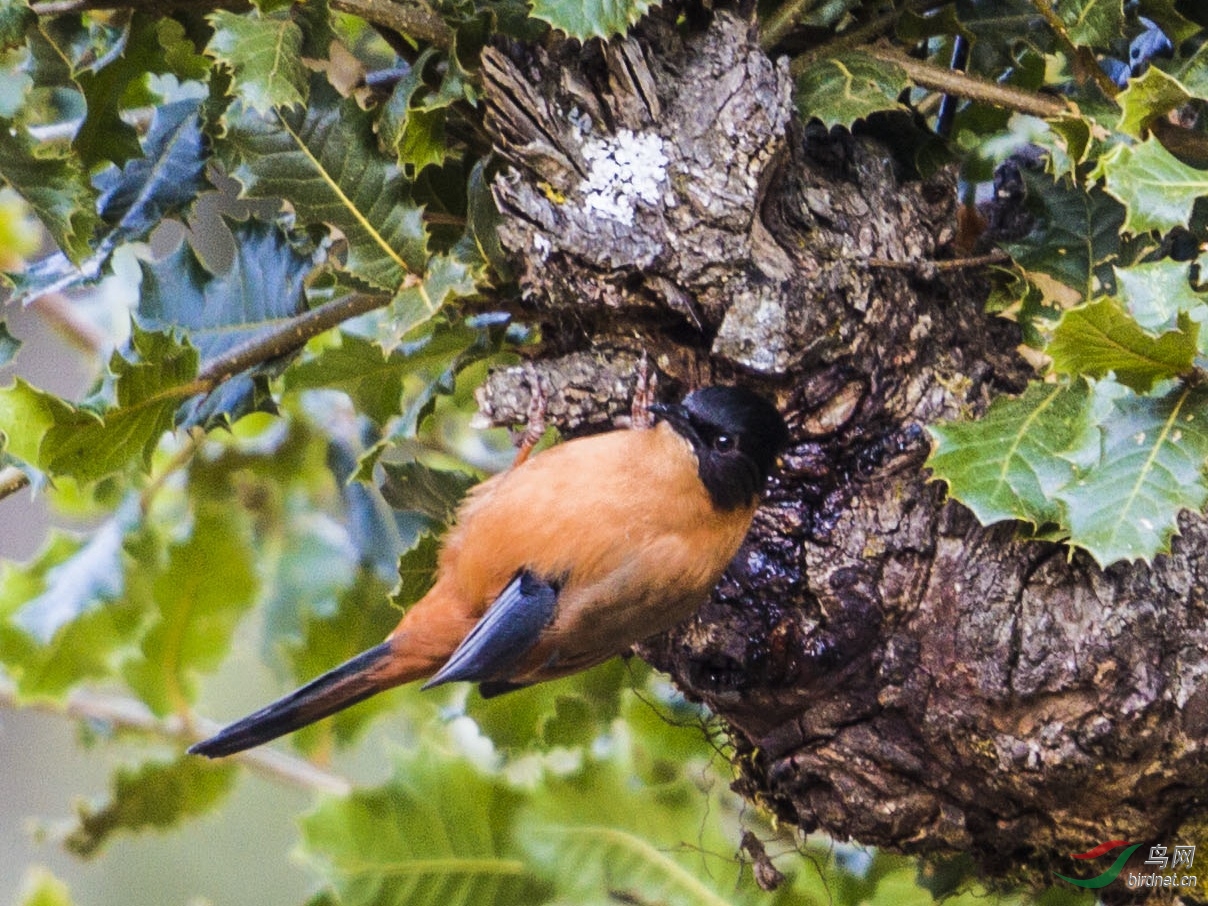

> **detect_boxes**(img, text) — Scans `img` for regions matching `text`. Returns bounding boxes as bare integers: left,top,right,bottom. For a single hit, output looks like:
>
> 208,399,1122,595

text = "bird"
189,384,789,758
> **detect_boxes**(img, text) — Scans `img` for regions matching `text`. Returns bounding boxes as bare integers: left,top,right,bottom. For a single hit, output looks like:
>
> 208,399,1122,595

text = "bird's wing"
421,569,559,689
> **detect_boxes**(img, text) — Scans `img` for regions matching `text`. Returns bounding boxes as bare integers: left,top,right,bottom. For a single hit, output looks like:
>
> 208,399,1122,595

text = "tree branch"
0,678,352,796
330,0,452,49
851,41,1072,119
0,466,31,503
29,0,453,48
195,290,395,387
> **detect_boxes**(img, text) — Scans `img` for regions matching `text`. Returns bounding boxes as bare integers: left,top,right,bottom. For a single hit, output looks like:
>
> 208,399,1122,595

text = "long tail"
188,642,412,758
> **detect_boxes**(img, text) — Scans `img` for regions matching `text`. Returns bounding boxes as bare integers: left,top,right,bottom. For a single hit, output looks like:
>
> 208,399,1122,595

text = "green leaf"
223,76,427,292
286,332,409,426
1113,259,1208,333
122,496,257,715
926,380,1090,528
42,325,199,482
377,314,511,434
1175,37,1208,101
299,750,544,906
390,530,441,609
454,159,511,282
0,121,100,265
206,9,308,115
528,0,660,41
72,13,167,168
0,531,144,699
380,48,466,175
12,98,209,301
470,659,630,752
0,321,18,365
1093,137,1208,235
1055,382,1208,565
1116,66,1191,137
12,497,139,643
156,17,210,81
518,756,747,906
1005,173,1124,301
13,868,73,906
65,757,237,858
793,52,909,129
139,216,318,428
385,253,478,351
0,376,75,467
1053,0,1123,47
0,0,34,52
1049,297,1196,392
379,460,475,525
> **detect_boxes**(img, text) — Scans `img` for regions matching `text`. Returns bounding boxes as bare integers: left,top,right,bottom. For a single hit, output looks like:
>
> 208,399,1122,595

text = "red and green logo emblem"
1054,840,1143,889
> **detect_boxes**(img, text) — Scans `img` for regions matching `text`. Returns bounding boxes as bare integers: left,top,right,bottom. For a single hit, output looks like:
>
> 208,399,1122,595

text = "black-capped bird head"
652,386,790,510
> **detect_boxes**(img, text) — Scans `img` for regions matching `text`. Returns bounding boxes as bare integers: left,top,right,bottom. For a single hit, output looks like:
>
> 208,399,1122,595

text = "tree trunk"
474,9,1208,897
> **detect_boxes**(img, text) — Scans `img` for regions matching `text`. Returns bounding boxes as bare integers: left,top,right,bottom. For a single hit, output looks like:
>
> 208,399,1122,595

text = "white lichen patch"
579,129,669,226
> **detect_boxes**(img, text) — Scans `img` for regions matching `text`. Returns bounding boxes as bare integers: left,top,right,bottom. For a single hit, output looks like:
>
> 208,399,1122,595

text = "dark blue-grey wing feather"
421,570,558,689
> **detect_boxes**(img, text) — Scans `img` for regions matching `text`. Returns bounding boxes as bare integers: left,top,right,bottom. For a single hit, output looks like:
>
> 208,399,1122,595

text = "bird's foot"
630,353,658,430
512,366,549,467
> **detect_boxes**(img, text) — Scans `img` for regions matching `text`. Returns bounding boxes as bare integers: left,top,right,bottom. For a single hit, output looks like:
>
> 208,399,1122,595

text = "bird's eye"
713,434,736,453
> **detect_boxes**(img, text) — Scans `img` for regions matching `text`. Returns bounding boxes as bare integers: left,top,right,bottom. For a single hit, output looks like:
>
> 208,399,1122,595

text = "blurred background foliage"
2,0,1207,902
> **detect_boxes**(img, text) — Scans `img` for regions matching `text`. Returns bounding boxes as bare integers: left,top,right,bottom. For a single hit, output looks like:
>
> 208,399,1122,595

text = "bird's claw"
513,366,549,467
630,353,657,430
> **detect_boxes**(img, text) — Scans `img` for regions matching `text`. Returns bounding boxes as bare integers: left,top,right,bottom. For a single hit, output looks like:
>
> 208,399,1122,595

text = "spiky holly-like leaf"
1093,137,1208,235
1053,0,1123,47
206,9,307,115
139,216,318,428
794,53,909,129
41,326,199,482
1116,66,1190,137
222,76,427,292
1048,297,1196,392
528,0,659,41
0,121,99,265
1113,259,1208,334
1055,382,1208,565
927,380,1091,529
300,750,541,906
1005,172,1125,300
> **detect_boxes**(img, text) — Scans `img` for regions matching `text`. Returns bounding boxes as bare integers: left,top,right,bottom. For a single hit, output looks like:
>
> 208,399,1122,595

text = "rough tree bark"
473,7,1208,898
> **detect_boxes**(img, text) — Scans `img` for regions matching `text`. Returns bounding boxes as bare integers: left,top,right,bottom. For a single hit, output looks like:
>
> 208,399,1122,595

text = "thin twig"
330,0,452,49
855,42,1072,119
866,250,1011,272
138,427,203,514
761,0,820,50
196,290,396,387
30,0,453,49
0,466,31,502
29,292,107,356
0,678,352,796
30,0,246,15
